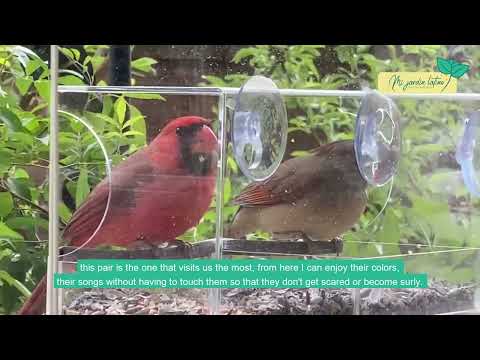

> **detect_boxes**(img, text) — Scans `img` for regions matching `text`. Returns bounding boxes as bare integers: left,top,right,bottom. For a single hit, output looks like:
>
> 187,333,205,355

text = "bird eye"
176,124,204,137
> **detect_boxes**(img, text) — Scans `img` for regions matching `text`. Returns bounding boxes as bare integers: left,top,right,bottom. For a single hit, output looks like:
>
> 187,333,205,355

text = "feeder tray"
58,238,341,262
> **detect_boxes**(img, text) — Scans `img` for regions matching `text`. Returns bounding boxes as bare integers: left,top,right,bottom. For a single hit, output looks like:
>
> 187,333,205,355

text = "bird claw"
128,240,155,251
170,239,193,259
299,233,317,256
330,237,343,256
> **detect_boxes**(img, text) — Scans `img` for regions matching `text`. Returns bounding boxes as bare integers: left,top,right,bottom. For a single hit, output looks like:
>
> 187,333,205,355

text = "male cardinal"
18,116,218,315
228,140,368,253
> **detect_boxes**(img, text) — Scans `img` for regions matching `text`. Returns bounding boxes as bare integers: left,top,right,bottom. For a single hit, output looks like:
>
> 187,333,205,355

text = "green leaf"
0,192,13,218
83,55,91,66
30,102,48,114
0,149,13,174
127,105,146,146
123,93,165,100
290,150,310,157
75,167,90,209
6,216,49,231
335,45,356,64
59,69,85,79
6,178,31,200
436,57,452,75
102,95,113,116
232,48,260,63
122,130,144,137
11,46,41,60
224,178,231,205
402,45,420,54
450,62,470,78
14,168,29,179
59,47,75,60
84,112,106,133
15,77,33,96
59,47,81,61
85,112,118,129
131,57,157,73
58,75,84,86
34,80,50,102
0,221,23,240
70,48,81,61
0,191,13,217
25,59,44,76
375,208,400,244
0,271,31,297
122,115,144,130
227,156,238,174
90,55,106,73
0,108,25,132
10,131,34,147
59,202,72,223
114,96,127,125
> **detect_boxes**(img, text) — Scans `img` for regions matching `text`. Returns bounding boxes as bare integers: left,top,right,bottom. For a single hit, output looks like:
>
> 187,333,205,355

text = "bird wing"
62,148,215,246
62,149,156,243
233,141,342,207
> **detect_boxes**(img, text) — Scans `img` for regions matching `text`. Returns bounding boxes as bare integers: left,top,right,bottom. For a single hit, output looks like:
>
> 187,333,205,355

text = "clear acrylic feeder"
221,84,480,315
52,86,225,314
47,46,480,315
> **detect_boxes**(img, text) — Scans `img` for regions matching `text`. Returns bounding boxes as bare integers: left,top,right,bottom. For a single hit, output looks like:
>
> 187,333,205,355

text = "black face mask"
176,124,214,176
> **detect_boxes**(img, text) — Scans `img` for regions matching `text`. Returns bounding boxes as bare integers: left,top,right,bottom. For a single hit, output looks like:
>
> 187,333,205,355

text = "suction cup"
58,110,112,257
354,89,402,187
456,110,480,198
232,76,288,181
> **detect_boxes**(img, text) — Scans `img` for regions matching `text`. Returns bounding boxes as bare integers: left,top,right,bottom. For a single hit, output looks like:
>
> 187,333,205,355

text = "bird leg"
128,236,156,251
271,232,343,256
298,233,316,256
169,239,193,259
271,231,319,256
330,236,343,257
127,237,193,258
271,231,305,241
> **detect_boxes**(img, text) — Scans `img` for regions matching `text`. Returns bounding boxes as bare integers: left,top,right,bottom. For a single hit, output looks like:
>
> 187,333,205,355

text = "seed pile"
63,281,477,315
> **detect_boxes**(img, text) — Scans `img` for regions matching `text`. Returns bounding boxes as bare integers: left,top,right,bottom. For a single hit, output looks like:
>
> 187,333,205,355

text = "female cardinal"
18,116,218,315
227,140,368,253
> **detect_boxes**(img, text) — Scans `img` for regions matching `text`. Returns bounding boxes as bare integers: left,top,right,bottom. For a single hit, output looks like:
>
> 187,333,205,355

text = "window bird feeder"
47,45,480,315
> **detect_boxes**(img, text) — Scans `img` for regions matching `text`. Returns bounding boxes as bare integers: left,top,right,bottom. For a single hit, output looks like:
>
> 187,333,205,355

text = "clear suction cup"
456,110,480,198
232,76,288,181
354,89,402,187
57,110,112,258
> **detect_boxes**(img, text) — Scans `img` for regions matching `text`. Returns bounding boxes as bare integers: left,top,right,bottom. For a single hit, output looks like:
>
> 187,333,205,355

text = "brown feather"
228,140,368,241
233,140,353,207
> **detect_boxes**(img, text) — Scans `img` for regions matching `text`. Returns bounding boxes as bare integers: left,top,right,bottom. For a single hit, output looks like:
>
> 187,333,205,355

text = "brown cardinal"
18,116,218,315
227,140,368,252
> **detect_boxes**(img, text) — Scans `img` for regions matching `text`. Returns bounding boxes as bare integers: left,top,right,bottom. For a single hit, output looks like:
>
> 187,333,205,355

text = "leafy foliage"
0,45,158,314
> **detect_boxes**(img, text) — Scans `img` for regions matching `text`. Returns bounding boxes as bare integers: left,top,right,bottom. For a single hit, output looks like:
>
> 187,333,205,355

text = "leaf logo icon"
436,57,470,91
436,57,470,78
451,62,470,78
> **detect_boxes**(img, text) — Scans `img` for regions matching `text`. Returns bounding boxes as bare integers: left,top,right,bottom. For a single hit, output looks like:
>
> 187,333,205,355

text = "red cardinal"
18,116,218,315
